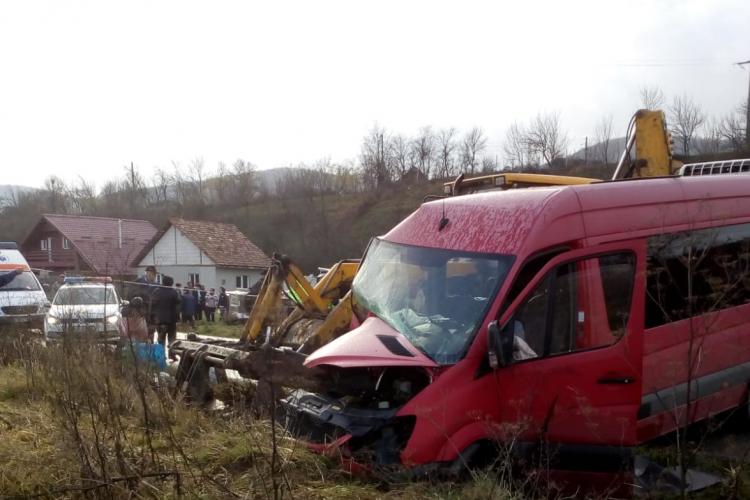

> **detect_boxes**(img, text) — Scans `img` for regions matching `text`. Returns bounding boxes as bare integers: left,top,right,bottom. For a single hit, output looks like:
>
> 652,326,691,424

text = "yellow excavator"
171,108,682,402
170,254,360,401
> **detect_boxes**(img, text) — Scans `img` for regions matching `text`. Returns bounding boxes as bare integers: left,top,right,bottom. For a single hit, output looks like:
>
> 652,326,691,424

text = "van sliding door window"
509,253,635,360
646,223,750,328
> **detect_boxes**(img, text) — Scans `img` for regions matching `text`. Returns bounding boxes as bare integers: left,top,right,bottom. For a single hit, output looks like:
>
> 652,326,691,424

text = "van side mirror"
487,320,514,369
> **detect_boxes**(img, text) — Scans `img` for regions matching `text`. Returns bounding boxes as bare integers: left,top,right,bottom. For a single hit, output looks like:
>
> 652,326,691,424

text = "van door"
494,243,645,447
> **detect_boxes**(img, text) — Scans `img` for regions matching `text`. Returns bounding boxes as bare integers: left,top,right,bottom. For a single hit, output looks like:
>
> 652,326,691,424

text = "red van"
283,173,750,470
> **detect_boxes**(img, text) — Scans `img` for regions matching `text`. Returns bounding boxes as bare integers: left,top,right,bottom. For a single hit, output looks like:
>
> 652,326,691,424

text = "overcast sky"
1,0,748,188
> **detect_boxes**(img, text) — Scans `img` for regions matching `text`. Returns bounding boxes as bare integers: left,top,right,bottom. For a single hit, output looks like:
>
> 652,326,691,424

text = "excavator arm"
170,255,359,403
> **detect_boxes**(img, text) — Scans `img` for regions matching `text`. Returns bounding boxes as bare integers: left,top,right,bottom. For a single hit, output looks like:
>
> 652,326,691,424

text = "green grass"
185,319,245,339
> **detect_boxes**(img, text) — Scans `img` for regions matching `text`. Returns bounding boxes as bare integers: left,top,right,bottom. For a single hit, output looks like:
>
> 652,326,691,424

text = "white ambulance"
0,242,50,331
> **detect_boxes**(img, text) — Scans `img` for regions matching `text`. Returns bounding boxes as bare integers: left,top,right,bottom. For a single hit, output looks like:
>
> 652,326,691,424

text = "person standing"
131,265,159,339
198,285,207,321
192,284,202,321
218,286,228,320
174,283,183,323
181,285,197,328
204,288,218,322
153,275,181,353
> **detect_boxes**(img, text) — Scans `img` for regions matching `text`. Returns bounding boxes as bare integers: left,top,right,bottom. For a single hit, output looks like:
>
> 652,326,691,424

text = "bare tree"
526,112,568,168
503,122,527,170
436,127,458,179
388,134,411,181
68,177,98,214
460,127,487,175
151,168,172,205
231,159,257,204
480,156,498,173
669,95,706,155
594,114,614,166
640,85,666,110
412,126,435,180
360,125,391,190
188,157,207,204
718,100,748,151
123,163,147,216
697,117,723,155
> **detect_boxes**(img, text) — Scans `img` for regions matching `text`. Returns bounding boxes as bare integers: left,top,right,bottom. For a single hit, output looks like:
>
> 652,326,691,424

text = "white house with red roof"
132,218,271,291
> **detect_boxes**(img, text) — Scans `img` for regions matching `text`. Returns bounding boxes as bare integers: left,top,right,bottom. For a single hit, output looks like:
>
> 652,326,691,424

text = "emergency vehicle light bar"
63,276,113,284
679,159,750,177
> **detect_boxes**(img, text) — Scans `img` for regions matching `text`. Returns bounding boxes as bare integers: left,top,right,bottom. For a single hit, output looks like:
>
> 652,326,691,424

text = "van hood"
0,290,47,310
304,316,438,369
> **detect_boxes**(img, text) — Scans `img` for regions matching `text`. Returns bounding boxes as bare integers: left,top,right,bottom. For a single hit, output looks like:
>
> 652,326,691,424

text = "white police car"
45,277,124,341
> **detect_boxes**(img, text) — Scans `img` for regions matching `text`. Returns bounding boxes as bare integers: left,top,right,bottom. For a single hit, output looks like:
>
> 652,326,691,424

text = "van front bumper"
0,313,45,331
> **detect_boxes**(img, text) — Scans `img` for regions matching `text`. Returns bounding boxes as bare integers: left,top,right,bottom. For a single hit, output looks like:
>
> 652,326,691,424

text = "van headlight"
47,316,59,325
106,315,119,325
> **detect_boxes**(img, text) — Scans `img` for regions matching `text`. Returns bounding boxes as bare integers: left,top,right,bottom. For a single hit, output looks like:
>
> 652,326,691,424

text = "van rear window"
646,223,750,328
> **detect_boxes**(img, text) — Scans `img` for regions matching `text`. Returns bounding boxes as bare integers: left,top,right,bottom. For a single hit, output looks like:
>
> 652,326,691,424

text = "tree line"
0,86,747,261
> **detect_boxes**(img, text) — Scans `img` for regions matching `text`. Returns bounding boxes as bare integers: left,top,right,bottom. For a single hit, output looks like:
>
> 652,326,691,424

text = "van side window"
600,253,636,336
502,246,569,309
646,223,750,328
510,252,635,360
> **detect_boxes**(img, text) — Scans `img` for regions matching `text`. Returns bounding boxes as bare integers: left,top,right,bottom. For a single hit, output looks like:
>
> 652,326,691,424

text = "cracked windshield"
353,238,513,364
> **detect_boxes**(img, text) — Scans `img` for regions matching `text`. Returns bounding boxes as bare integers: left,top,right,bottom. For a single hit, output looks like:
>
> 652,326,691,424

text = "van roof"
384,175,750,257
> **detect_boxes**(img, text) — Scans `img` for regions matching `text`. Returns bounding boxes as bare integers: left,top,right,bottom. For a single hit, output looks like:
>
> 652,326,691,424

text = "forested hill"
0,169,442,272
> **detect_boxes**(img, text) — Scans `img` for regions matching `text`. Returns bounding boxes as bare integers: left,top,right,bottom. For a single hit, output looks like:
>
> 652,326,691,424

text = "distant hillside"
570,134,740,163
569,137,627,164
0,185,36,205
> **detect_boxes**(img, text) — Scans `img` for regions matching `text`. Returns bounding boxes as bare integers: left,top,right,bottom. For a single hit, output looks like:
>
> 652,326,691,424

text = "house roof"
33,214,158,275
134,218,272,270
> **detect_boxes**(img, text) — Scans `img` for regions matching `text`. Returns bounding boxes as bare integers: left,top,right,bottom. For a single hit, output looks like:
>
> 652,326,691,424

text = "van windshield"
0,271,41,292
353,239,513,365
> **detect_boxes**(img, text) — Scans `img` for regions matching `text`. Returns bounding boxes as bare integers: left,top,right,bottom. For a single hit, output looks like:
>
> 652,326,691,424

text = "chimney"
118,219,123,249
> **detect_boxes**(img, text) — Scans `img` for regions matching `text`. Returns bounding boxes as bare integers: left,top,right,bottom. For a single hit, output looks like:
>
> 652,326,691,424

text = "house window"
41,239,49,251
236,276,241,288
62,238,70,250
242,275,249,288
188,273,200,285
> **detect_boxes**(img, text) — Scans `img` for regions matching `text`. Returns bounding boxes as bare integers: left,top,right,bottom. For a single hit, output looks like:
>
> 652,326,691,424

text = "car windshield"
353,239,513,365
54,286,119,305
0,271,41,292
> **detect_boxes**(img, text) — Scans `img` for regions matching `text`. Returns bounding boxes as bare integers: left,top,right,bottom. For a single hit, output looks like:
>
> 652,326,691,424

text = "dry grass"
0,330,523,499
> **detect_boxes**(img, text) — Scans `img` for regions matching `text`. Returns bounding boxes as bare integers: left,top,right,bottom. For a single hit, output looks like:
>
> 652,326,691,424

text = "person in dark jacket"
181,285,197,328
218,287,228,320
197,284,206,321
131,265,159,338
154,275,181,351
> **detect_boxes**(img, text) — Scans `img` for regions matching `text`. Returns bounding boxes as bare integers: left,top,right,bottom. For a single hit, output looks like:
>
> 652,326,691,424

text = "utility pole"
584,136,588,167
737,59,750,149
